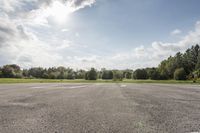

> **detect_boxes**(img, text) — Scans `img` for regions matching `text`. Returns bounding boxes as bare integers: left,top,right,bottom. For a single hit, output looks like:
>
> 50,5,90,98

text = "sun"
49,1,72,23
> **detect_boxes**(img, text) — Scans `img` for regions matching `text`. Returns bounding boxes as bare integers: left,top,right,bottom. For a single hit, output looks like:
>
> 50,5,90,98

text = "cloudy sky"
0,0,200,69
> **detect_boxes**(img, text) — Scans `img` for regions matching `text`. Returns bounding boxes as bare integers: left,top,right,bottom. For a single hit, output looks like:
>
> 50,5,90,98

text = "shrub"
0,68,2,78
174,68,187,80
113,70,123,81
147,68,160,80
133,69,148,79
124,71,132,79
85,68,97,80
102,70,113,80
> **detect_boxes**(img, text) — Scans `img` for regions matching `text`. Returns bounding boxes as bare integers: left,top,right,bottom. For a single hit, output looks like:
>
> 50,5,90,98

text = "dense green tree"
147,68,160,80
49,72,59,79
195,51,200,70
2,64,22,78
113,70,123,81
102,70,113,80
29,67,44,78
66,72,75,79
76,70,86,79
85,72,89,80
22,69,29,77
193,69,200,78
133,69,148,79
2,66,15,78
57,71,67,79
85,68,97,80
0,67,2,78
123,70,133,79
174,68,187,80
157,44,200,79
158,60,169,79
183,45,199,73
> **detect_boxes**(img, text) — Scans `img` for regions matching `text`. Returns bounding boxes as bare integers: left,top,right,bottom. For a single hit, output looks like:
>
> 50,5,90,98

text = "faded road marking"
120,85,127,88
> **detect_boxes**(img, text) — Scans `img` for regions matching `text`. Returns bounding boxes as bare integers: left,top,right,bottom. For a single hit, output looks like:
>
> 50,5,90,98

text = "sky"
0,0,200,70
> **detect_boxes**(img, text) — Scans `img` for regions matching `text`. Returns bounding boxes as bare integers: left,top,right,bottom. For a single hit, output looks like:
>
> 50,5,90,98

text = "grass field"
0,78,199,84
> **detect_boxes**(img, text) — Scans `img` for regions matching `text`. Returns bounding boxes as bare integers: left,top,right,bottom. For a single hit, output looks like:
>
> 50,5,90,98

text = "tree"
57,71,67,79
158,60,169,79
66,72,75,79
85,72,89,80
85,68,97,80
133,69,148,79
147,68,160,80
2,66,15,78
76,70,86,79
0,67,2,78
102,70,113,80
113,70,123,81
22,69,29,77
28,67,44,78
195,50,200,70
2,64,22,78
123,70,133,79
157,44,200,79
174,68,187,80
183,45,200,73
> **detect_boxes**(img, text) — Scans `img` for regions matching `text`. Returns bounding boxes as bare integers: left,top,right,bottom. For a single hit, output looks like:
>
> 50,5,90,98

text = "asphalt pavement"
0,83,200,133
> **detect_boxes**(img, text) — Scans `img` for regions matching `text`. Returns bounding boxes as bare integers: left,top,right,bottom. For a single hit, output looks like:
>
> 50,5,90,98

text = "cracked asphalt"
0,83,200,133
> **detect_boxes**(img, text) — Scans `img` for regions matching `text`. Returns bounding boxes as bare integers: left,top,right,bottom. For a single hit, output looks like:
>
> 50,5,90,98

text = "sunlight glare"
49,1,72,24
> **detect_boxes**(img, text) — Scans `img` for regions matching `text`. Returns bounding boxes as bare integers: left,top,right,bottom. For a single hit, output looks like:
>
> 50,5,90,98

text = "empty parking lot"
0,83,200,133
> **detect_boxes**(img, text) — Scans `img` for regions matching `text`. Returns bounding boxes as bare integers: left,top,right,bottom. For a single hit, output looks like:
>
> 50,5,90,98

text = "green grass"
0,78,199,84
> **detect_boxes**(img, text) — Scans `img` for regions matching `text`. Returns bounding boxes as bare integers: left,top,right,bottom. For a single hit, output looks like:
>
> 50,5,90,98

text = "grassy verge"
0,78,199,84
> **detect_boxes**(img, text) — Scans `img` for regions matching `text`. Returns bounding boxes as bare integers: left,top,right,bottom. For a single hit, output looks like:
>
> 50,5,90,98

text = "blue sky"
0,0,200,69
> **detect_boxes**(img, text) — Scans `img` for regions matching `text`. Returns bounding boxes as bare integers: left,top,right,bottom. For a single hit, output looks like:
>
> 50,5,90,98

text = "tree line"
0,44,200,81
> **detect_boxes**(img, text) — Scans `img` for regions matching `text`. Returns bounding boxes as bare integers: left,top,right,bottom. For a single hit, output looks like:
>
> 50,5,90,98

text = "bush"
113,70,123,81
147,68,161,80
15,72,23,78
66,72,75,79
2,65,16,78
0,68,2,78
85,68,97,80
174,68,187,80
102,70,113,80
133,69,148,79
124,71,132,79
193,69,200,78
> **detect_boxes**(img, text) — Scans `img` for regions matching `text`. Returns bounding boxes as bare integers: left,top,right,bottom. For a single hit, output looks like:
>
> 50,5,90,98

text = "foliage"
174,68,187,80
158,44,200,80
1,64,22,78
0,68,2,78
76,70,86,79
123,69,133,79
102,70,113,80
85,68,97,80
113,70,123,81
146,68,161,80
193,69,200,78
0,44,200,81
133,69,148,79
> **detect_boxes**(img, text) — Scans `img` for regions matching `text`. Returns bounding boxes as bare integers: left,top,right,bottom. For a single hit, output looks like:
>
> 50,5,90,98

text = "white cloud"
55,40,71,50
171,29,182,36
96,21,200,70
0,0,96,68
0,16,63,68
0,0,200,70
0,0,96,26
160,21,200,52
75,32,80,37
0,0,20,12
61,29,69,32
